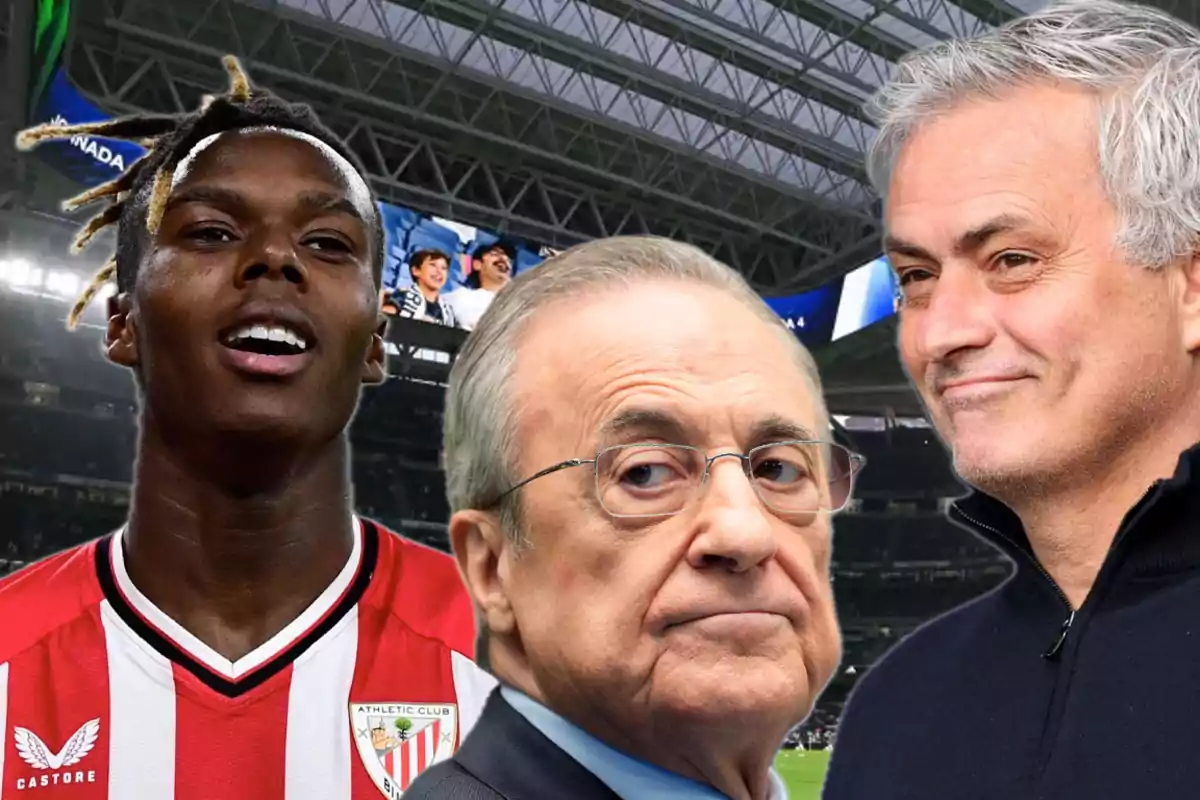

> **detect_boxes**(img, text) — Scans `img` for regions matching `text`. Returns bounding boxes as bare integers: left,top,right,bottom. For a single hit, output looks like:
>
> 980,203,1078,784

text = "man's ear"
105,292,139,368
1183,251,1200,353
360,316,388,385
449,509,517,639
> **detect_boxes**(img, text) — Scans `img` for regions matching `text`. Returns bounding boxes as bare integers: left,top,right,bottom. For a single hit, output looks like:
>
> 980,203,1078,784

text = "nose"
686,457,778,573
235,228,309,290
908,265,995,365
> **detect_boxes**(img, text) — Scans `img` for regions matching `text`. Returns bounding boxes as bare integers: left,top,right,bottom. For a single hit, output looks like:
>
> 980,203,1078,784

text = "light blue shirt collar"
500,686,788,800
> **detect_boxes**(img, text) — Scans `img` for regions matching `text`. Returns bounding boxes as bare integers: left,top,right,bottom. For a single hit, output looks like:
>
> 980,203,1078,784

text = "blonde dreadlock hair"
15,55,382,329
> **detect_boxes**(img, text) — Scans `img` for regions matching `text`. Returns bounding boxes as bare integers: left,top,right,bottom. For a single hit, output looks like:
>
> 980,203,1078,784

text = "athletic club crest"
350,702,458,799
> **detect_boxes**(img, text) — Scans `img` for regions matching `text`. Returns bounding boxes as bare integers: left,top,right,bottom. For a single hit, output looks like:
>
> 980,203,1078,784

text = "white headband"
168,125,374,220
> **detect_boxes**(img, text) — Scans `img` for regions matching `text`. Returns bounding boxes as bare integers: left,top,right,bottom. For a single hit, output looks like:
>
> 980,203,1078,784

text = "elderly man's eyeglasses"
487,441,866,519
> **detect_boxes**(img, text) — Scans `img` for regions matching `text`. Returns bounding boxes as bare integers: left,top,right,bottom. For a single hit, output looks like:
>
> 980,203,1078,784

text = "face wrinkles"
887,83,1189,495
570,365,833,576
499,280,839,747
119,130,384,449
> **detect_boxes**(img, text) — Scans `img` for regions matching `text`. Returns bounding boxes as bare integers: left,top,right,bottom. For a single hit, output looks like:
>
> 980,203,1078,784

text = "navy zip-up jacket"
823,442,1200,800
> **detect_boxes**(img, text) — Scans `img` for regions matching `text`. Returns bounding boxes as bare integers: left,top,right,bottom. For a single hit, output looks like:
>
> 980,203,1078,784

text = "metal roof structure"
4,0,1200,414
26,0,1064,292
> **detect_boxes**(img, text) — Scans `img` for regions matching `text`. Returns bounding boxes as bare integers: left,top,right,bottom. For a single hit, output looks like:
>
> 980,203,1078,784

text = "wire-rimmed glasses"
487,441,866,519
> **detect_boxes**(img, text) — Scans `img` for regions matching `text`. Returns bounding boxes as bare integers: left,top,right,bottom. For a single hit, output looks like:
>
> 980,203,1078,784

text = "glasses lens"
749,441,859,514
596,444,702,518
827,444,857,512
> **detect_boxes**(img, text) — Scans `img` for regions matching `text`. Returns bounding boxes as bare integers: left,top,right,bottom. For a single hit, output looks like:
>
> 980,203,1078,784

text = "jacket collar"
950,440,1200,577
499,687,789,800
454,689,622,800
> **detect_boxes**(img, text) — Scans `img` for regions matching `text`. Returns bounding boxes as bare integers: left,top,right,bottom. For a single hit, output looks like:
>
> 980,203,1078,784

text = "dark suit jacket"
404,689,622,800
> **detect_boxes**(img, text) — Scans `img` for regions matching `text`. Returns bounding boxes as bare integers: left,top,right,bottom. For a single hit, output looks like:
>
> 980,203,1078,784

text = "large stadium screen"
766,257,900,346
376,204,554,332
26,65,900,349
379,209,899,348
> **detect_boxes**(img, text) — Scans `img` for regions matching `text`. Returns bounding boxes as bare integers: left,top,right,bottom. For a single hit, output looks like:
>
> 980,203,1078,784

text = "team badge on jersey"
350,702,458,799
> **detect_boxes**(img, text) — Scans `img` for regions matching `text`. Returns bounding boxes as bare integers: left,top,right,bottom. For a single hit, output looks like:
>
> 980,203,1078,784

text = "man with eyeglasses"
405,236,862,800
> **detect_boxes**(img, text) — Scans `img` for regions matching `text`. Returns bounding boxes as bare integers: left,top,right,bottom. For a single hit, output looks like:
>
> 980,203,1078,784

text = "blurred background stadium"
4,0,1200,796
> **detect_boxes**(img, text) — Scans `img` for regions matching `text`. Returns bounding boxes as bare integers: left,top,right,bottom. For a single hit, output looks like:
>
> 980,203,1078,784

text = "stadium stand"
0,280,1014,748
9,2,1200,796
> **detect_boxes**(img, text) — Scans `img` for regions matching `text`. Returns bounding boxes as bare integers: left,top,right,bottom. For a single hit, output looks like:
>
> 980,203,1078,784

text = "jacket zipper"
950,481,1170,788
952,479,1168,659
1042,610,1075,660
952,506,1075,658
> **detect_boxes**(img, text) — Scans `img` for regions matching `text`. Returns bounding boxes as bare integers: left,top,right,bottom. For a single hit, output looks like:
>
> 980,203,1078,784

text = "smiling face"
106,129,386,446
476,246,512,290
412,254,449,295
886,83,1196,494
490,279,840,745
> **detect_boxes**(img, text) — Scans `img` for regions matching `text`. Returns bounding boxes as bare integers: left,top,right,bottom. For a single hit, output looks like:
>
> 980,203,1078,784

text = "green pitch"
774,749,830,800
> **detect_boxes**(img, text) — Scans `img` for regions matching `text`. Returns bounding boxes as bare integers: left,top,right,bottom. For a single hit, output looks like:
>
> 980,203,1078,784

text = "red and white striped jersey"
0,518,498,799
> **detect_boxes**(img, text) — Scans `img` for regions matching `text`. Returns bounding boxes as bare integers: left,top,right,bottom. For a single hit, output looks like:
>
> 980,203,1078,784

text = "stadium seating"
0,287,1014,747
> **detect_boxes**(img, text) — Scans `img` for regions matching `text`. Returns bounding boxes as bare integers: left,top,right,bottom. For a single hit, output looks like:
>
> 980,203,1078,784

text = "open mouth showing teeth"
223,324,310,356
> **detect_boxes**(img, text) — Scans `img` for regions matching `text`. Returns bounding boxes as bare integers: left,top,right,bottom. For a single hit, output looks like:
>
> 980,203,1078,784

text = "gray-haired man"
406,236,863,800
825,2,1200,798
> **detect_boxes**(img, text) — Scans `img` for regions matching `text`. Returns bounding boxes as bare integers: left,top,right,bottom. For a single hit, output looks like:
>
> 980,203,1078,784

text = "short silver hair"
867,0,1200,268
442,235,827,537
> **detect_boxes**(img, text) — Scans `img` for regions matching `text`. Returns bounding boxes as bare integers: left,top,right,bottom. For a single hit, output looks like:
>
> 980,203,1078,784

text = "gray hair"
867,0,1200,268
442,235,827,539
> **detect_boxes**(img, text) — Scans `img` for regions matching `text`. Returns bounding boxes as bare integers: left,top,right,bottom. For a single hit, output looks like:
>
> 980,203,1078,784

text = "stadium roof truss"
58,0,1057,293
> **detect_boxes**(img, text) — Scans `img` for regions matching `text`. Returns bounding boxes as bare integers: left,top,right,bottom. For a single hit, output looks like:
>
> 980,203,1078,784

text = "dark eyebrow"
164,186,364,223
165,186,246,214
884,213,1035,262
294,190,366,223
597,408,819,448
